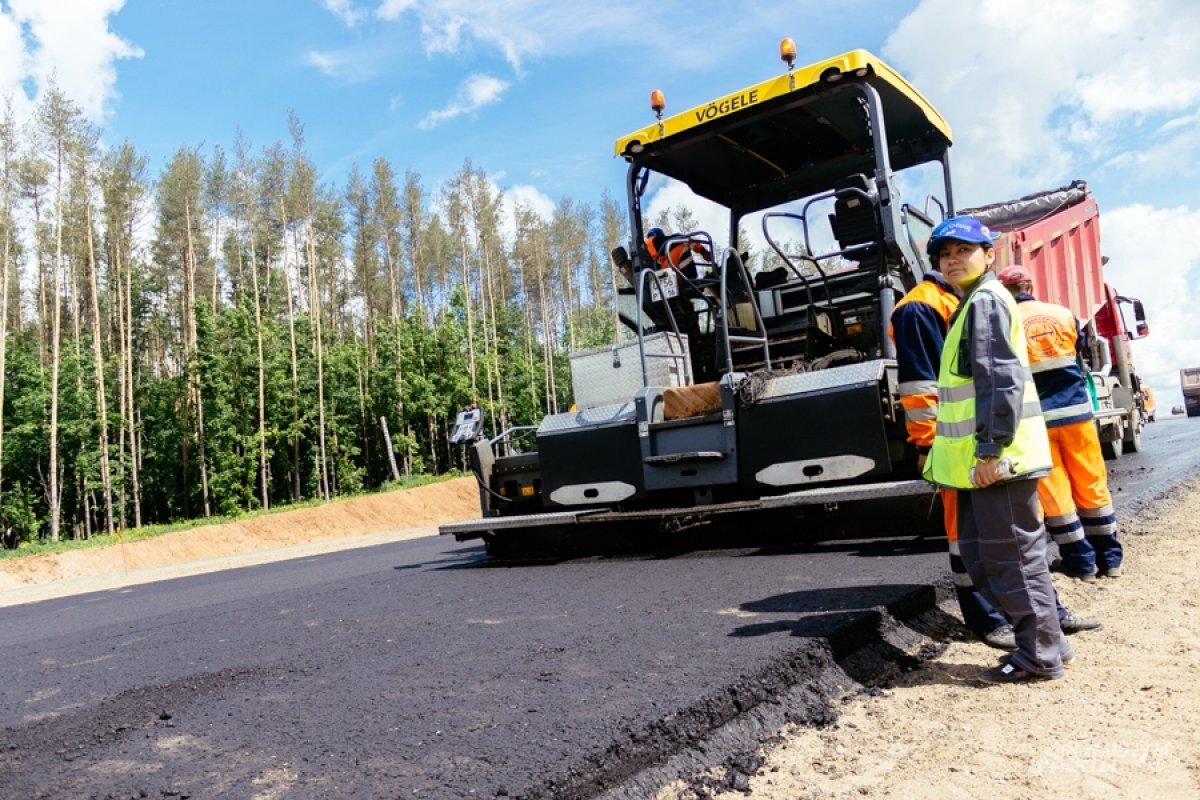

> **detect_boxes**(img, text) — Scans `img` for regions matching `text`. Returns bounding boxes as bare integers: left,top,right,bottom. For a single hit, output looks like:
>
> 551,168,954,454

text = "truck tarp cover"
960,180,1089,232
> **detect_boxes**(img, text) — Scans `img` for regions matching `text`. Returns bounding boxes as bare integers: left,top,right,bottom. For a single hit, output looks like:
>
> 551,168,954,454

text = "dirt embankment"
697,481,1200,800
0,477,480,595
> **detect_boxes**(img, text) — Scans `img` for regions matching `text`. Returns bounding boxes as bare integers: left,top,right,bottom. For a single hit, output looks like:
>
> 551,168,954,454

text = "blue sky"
2,0,1198,407
103,0,914,203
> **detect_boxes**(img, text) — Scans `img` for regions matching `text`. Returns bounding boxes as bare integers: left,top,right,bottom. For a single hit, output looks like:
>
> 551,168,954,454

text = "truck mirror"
1132,298,1148,338
1116,295,1149,340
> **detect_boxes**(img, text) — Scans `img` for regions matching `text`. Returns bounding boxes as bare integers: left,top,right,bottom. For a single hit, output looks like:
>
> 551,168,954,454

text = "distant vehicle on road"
1173,405,1186,416
1183,367,1200,418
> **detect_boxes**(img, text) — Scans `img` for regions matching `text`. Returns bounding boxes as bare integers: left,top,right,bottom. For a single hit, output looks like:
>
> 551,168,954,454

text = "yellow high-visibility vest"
923,278,1051,490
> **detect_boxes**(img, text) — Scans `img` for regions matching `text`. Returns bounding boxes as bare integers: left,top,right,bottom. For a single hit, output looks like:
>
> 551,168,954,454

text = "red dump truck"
962,180,1151,457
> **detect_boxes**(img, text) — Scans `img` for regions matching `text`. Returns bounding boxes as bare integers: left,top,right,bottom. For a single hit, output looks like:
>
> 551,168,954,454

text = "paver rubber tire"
1123,419,1143,453
1101,435,1123,461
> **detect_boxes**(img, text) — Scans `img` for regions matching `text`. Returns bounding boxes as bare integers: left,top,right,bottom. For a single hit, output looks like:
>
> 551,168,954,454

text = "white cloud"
499,182,555,243
374,0,638,71
418,72,509,129
0,11,27,104
1103,110,1200,181
376,0,418,18
1098,204,1200,409
506,183,554,221
322,0,366,27
643,177,732,250
1160,110,1200,135
883,0,1200,206
640,178,847,271
4,0,142,123
305,48,378,83
881,0,1200,405
1104,125,1200,180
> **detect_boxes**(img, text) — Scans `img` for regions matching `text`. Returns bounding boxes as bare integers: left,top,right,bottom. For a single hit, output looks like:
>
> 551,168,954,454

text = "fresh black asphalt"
1,418,1196,798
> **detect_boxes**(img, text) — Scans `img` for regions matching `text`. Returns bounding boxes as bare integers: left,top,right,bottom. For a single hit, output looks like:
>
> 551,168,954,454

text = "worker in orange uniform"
890,269,1014,649
645,227,712,281
999,265,1123,579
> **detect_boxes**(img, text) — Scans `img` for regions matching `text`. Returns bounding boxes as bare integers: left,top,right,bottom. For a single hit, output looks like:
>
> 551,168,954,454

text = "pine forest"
0,88,633,548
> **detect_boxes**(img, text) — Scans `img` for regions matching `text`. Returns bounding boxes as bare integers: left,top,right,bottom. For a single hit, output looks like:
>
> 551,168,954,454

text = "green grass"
0,472,464,561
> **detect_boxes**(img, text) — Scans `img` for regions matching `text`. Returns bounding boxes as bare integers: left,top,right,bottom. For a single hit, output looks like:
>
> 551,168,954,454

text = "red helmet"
998,264,1033,286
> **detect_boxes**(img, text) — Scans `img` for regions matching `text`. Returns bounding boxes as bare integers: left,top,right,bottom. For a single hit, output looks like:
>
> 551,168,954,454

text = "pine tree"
35,83,84,541
260,142,303,501
0,100,18,537
286,113,330,501
204,145,231,309
232,132,270,509
71,121,115,536
101,142,149,529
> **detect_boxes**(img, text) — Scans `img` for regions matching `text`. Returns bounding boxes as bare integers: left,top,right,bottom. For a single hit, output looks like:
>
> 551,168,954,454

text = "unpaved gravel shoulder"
0,477,479,607
704,479,1200,800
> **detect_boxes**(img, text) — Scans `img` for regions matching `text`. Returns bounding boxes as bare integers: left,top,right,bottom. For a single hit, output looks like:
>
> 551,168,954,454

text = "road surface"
1,416,1196,799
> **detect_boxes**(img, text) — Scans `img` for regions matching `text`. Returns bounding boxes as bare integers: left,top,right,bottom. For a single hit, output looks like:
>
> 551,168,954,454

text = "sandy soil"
703,480,1200,800
0,477,480,605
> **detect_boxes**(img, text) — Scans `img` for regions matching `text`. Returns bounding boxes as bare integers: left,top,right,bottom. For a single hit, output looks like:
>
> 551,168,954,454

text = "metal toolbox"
569,332,690,409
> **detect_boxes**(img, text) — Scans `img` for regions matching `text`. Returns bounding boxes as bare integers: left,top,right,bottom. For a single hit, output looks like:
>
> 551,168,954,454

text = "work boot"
1100,566,1123,578
1060,613,1103,634
1059,568,1096,583
981,624,1017,651
1000,652,1074,668
1050,558,1097,582
977,662,1059,684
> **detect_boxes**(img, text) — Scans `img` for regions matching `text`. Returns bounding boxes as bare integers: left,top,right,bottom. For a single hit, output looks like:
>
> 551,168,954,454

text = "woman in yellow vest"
889,273,1013,649
922,216,1073,683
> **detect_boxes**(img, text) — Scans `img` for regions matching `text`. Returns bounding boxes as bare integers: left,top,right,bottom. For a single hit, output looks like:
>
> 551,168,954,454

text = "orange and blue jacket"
1013,292,1092,428
888,273,960,450
646,237,710,280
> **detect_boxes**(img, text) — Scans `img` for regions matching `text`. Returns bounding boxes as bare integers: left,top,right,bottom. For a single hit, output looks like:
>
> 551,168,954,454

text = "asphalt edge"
543,469,1200,800
519,584,950,800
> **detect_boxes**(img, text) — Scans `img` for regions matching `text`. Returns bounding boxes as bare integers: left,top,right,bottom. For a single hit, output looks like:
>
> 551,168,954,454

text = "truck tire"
1189,406,1200,418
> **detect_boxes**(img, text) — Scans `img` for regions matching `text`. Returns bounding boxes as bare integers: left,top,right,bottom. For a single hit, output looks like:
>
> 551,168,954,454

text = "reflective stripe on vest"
923,279,1052,490
935,401,1045,438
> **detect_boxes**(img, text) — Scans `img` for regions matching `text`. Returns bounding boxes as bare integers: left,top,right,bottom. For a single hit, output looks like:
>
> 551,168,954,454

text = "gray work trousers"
958,478,1072,677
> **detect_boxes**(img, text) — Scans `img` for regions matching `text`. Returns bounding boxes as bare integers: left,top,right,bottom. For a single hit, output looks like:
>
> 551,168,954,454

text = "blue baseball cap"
926,215,999,257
